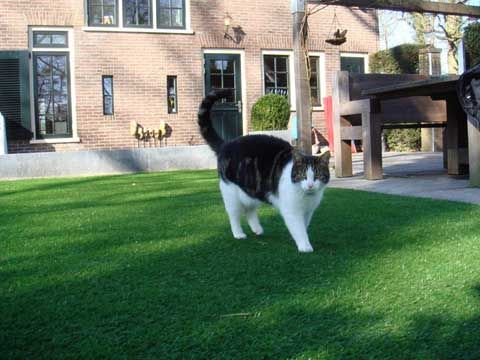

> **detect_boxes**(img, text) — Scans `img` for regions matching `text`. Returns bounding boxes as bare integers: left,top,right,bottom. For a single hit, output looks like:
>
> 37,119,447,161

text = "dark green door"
204,53,242,141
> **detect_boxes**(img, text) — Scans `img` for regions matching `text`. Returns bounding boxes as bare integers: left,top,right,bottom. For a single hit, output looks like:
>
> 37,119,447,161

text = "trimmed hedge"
370,44,423,152
251,94,290,131
464,23,480,68
384,128,421,152
369,43,423,74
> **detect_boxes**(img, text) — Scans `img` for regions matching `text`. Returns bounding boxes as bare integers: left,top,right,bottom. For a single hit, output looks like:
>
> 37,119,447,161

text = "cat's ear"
318,150,331,166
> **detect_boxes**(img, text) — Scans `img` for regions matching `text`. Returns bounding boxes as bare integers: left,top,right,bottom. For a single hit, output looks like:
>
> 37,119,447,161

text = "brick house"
0,0,378,154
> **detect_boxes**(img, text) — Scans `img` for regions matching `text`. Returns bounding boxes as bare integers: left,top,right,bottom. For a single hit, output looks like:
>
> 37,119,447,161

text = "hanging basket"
325,11,347,46
326,32,347,46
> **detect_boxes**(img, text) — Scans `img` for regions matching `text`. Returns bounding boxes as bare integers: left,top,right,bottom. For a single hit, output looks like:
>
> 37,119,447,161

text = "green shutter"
0,50,32,140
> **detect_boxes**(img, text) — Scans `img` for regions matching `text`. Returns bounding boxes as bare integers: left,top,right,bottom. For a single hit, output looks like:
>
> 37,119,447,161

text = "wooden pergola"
292,0,480,155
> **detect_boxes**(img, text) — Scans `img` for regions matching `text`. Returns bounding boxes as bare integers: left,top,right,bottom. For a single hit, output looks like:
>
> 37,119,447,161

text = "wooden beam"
309,0,480,17
467,116,480,187
292,0,312,155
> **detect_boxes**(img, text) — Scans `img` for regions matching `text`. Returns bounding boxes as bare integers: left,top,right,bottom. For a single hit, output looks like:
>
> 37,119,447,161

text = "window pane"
33,32,67,47
36,56,52,76
89,5,103,24
52,57,66,76
88,0,117,25
211,74,222,88
158,8,170,27
223,74,235,89
311,87,320,106
159,0,170,6
35,54,71,137
264,56,274,73
171,0,182,7
340,56,365,74
310,57,318,72
264,71,275,87
34,34,50,45
104,96,113,115
210,60,224,74
310,72,318,88
276,73,288,88
275,57,288,72
171,9,183,27
224,60,234,74
167,75,177,113
138,1,151,24
103,76,114,115
103,77,112,96
264,55,290,101
51,34,67,45
103,6,116,24
124,0,151,26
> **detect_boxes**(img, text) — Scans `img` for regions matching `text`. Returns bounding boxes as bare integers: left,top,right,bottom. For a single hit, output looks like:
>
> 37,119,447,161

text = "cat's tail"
197,90,229,154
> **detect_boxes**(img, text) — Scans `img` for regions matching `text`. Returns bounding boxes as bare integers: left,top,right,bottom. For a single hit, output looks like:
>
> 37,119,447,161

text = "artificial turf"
1,170,480,359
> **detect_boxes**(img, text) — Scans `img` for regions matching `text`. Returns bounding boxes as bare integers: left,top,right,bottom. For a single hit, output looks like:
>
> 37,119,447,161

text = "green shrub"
384,128,421,152
369,44,423,74
464,23,480,68
251,94,290,131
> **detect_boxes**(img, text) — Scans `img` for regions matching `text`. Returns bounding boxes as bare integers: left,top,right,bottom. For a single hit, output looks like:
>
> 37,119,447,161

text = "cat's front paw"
252,226,264,236
233,232,247,239
297,244,314,253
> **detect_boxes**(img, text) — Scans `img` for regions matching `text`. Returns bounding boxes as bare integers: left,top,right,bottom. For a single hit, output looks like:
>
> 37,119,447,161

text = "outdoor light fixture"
223,13,233,39
223,13,245,44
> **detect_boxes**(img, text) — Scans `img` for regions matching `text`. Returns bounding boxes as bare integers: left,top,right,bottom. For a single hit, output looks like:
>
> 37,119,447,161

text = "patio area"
330,152,480,204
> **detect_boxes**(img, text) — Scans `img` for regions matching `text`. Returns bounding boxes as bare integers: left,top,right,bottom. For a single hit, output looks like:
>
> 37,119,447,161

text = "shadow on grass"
1,173,480,359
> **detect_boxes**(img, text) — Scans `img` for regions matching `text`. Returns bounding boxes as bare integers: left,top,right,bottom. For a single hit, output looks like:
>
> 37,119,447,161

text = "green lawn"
1,170,480,360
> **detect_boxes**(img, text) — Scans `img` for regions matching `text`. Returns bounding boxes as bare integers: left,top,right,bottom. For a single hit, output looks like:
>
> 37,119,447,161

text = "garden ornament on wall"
129,120,171,147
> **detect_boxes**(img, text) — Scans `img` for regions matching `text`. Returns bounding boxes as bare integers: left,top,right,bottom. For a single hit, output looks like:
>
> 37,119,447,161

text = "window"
309,56,322,107
32,30,73,139
124,0,152,27
33,54,71,138
33,31,68,47
340,53,368,74
87,0,118,26
102,76,114,115
157,0,185,29
263,55,289,98
167,76,177,113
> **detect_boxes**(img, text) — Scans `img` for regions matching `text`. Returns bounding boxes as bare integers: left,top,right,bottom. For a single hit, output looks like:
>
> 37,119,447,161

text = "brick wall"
0,0,378,153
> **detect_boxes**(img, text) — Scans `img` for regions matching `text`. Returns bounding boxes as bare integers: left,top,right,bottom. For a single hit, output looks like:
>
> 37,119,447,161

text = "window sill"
82,27,194,35
30,137,80,144
312,106,325,112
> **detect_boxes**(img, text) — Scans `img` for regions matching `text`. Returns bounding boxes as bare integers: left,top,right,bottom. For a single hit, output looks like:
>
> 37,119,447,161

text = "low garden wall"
0,145,217,180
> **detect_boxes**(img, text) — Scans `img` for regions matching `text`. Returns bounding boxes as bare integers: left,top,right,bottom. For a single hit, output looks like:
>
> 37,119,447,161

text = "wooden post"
446,95,461,175
467,115,480,187
292,0,312,155
332,71,353,177
362,100,383,180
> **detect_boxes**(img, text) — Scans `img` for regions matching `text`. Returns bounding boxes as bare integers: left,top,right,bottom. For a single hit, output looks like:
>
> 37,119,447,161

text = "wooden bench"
332,71,449,179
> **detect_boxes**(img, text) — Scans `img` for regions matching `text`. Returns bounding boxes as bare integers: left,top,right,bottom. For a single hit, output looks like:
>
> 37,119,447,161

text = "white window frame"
28,27,79,144
308,51,326,111
340,52,370,74
202,49,247,135
261,50,296,112
83,0,193,34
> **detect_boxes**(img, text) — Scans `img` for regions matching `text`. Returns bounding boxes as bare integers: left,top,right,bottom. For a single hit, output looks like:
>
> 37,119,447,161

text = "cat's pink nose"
307,183,314,189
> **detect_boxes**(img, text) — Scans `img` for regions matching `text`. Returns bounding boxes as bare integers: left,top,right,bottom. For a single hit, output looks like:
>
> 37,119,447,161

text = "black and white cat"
198,91,330,252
